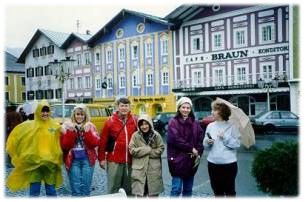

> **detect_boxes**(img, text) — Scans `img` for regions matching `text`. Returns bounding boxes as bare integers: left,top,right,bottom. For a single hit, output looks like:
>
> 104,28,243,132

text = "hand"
207,138,214,145
100,160,106,170
62,121,74,131
192,148,198,156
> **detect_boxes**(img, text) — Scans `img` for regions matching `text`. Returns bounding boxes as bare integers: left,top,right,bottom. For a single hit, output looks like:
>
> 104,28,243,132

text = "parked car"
51,103,112,133
250,110,299,133
152,112,176,135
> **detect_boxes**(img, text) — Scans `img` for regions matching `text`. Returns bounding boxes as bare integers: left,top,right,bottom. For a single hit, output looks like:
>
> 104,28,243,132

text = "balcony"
173,71,288,92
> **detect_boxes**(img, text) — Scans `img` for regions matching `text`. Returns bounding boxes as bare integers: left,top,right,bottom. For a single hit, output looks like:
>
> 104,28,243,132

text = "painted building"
88,9,177,116
61,32,93,103
166,4,297,116
5,51,26,105
17,29,70,102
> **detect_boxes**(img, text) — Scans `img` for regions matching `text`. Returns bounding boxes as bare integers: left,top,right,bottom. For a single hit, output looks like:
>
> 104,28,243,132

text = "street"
5,131,298,197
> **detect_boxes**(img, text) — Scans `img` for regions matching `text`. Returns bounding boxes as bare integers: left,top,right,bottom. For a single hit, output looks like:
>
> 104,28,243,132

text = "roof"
88,9,174,46
164,5,206,28
5,51,25,73
61,32,92,49
17,29,70,63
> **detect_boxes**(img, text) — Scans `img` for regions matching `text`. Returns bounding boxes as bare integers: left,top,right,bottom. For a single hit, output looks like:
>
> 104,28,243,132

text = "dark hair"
41,106,50,112
211,101,231,121
138,119,151,131
116,97,130,105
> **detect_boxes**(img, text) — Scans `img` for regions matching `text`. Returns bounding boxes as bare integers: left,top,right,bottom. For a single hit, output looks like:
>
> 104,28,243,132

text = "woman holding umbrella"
203,100,241,197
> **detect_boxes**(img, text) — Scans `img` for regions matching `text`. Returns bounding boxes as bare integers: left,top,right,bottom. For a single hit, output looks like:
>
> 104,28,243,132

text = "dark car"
250,110,299,133
152,112,176,135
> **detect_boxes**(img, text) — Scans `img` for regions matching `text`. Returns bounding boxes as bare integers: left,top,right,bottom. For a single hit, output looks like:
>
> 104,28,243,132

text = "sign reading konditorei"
184,43,289,64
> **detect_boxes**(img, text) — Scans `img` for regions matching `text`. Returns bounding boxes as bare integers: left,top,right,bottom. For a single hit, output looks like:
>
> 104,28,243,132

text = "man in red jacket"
98,97,137,196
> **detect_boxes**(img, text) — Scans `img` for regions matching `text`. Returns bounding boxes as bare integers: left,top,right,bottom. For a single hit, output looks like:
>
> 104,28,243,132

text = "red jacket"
60,122,100,170
98,112,137,164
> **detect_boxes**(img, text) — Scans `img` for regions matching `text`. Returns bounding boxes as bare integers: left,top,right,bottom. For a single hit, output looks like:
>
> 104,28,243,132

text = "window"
234,28,247,48
44,65,52,76
161,40,168,55
69,78,74,90
132,45,138,59
262,64,273,79
119,48,125,61
162,71,169,85
193,71,202,87
133,74,138,87
40,47,47,56
136,23,145,33
77,77,82,89
212,32,224,51
96,78,101,89
45,89,53,99
5,92,9,101
32,48,39,57
236,66,246,83
85,76,91,88
55,89,62,99
147,73,153,86
47,45,54,54
116,28,124,38
192,37,202,52
107,50,112,64
145,43,153,57
35,66,44,76
27,68,35,77
76,54,82,66
119,75,125,88
21,77,25,86
5,77,8,85
84,52,91,65
213,68,224,86
259,23,275,44
95,52,100,65
107,77,113,89
22,92,26,101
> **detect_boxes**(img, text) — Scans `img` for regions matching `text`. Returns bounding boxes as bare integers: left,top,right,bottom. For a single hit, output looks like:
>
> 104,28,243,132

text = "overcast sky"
4,2,178,49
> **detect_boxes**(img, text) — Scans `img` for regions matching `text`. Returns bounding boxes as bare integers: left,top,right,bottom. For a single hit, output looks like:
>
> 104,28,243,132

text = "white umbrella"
216,97,255,149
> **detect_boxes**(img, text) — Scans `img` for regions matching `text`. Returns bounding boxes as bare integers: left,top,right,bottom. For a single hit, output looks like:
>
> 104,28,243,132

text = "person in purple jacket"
167,97,204,197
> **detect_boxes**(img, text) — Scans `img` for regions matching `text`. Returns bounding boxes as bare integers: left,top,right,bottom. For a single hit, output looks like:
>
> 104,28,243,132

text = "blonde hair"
71,106,90,124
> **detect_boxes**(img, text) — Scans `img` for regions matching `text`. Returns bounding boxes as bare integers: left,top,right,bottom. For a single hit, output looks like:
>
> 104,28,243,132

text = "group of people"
6,96,241,197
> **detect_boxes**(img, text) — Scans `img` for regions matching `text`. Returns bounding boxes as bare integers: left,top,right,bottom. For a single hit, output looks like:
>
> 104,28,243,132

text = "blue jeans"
68,157,94,196
170,176,194,197
29,182,56,196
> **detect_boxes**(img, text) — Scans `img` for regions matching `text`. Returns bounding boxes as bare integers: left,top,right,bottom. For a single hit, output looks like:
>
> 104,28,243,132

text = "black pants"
208,161,238,197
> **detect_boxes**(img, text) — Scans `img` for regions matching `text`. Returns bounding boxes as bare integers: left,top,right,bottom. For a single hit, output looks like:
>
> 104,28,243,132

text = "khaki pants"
107,161,131,195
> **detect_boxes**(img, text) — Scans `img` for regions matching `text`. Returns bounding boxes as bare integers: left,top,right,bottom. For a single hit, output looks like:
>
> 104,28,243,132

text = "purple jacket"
167,115,204,178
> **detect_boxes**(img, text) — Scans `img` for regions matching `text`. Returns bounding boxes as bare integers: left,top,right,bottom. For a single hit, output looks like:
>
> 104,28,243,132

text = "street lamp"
49,56,75,119
257,77,279,111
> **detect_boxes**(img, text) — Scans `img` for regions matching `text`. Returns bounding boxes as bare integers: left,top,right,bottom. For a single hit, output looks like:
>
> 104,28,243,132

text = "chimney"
86,30,91,35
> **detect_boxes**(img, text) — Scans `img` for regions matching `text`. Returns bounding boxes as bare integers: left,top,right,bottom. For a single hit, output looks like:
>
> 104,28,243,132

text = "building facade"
17,29,70,103
5,51,26,105
88,9,177,116
61,32,93,103
167,5,296,116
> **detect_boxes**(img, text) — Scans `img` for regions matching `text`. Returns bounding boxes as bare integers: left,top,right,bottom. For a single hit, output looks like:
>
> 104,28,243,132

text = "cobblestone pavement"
5,132,297,197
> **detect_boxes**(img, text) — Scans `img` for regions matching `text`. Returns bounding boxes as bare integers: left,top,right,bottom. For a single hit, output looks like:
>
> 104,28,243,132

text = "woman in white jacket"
203,100,240,197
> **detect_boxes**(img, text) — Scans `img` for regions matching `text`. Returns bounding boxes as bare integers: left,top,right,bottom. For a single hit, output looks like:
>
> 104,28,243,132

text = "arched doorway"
152,103,162,117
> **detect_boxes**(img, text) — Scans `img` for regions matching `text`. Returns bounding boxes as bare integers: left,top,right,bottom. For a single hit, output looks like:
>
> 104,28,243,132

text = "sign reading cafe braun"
184,43,289,64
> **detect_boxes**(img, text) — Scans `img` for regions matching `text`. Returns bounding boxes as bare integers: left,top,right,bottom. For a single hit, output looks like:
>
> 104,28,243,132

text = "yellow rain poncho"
6,100,63,191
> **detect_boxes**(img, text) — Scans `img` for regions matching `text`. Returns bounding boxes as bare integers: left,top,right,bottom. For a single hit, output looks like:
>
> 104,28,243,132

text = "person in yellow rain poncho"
6,100,63,196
